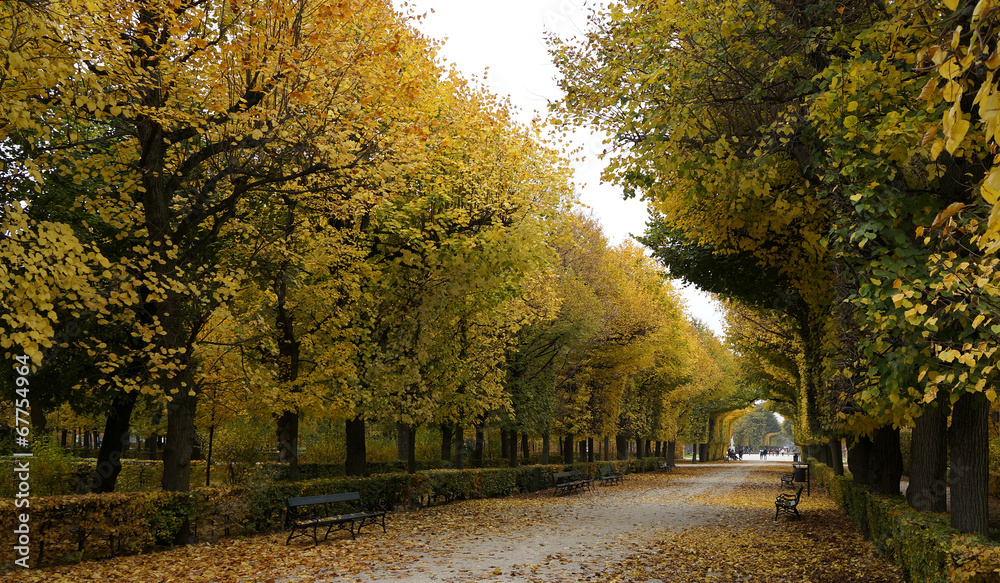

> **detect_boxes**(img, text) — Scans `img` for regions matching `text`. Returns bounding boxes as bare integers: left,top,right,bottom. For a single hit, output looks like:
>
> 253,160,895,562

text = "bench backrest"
793,485,804,501
286,492,361,508
553,470,581,480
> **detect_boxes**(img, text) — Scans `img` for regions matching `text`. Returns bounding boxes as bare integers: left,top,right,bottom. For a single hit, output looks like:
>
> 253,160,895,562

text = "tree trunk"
61,429,68,448
615,434,628,460
579,439,587,462
604,435,610,461
440,423,453,463
868,425,903,496
276,409,299,481
205,425,215,488
645,439,652,458
453,425,464,470
949,392,989,534
908,404,948,513
542,433,550,465
635,438,643,459
698,443,707,462
522,432,530,462
666,441,676,467
565,433,575,464
91,391,139,493
345,417,367,476
508,431,518,468
397,421,410,462
830,438,844,477
501,429,509,459
848,436,872,487
29,404,47,436
691,444,697,463
406,424,417,475
474,423,485,466
587,437,594,463
162,389,197,492
655,441,661,457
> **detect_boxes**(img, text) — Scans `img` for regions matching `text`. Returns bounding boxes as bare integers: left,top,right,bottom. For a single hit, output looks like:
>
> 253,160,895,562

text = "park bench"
284,492,386,545
552,470,592,495
774,484,804,520
658,460,672,471
780,471,795,488
597,466,623,486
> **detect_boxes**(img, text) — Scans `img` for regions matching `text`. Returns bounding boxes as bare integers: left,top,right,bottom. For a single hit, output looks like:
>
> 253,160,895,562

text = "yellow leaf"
982,169,1000,204
944,0,959,10
931,139,945,160
973,313,985,328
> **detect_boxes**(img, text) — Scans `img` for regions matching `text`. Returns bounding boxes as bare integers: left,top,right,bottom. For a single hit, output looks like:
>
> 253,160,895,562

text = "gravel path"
344,460,764,583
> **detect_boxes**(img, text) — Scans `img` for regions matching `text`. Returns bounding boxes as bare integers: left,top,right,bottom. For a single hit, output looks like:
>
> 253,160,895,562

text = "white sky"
392,0,725,336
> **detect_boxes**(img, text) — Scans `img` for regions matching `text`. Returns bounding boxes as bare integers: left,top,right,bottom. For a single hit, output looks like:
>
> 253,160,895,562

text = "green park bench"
774,485,804,520
284,492,386,545
552,470,592,495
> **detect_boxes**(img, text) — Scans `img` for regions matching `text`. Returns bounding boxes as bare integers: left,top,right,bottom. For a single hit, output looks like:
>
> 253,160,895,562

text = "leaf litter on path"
8,462,902,583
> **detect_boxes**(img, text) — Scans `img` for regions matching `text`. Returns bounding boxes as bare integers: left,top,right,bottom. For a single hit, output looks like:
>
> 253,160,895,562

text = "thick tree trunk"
868,425,903,496
474,423,484,466
29,405,47,436
615,434,628,460
500,429,509,459
636,439,643,459
645,439,652,458
162,389,197,492
848,436,872,486
565,433,575,464
579,439,587,462
345,417,367,476
666,441,676,468
604,436,610,461
587,437,595,463
397,421,410,462
831,438,844,476
655,441,661,457
541,433,550,465
276,410,299,481
522,432,530,462
949,392,989,534
508,431,518,468
698,443,707,462
453,425,464,469
440,423,453,463
91,391,139,493
908,404,948,512
406,424,417,475
61,429,68,448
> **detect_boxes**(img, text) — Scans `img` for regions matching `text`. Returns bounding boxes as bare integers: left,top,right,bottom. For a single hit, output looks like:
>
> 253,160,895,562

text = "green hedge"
810,461,1000,582
1,457,671,570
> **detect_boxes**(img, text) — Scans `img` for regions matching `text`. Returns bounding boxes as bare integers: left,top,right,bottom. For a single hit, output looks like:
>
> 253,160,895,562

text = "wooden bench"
597,466,623,486
780,472,795,488
658,460,672,471
284,492,386,545
552,470,591,495
775,485,804,520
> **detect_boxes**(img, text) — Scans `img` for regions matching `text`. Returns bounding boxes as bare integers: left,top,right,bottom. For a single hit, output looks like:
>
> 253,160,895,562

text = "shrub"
810,461,1000,582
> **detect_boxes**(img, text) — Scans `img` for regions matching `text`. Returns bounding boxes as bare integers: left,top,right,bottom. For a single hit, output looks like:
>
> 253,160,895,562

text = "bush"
213,416,273,486
810,461,1000,582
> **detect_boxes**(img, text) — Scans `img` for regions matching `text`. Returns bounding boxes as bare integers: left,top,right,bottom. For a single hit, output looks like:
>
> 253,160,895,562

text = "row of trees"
551,0,1000,534
0,0,743,498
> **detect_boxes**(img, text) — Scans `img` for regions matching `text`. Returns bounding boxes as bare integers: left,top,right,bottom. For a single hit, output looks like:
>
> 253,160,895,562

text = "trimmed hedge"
1,458,672,570
810,461,1000,582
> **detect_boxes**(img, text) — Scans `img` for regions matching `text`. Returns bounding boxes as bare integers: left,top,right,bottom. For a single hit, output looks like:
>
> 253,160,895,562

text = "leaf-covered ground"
9,459,903,582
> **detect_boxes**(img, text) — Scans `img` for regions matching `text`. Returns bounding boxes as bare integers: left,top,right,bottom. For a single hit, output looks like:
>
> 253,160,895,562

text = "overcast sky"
391,0,726,336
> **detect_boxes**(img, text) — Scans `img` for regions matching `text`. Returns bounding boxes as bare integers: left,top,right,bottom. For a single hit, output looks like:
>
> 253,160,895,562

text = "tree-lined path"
15,461,902,583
